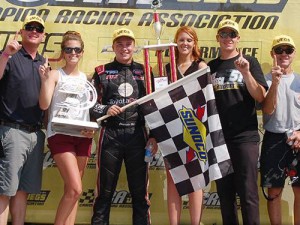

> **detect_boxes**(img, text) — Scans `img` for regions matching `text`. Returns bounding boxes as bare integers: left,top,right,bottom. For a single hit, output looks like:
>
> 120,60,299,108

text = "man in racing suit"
90,28,157,225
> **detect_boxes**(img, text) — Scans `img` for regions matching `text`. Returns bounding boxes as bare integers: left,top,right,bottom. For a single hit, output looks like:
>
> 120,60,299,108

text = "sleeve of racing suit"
90,71,110,120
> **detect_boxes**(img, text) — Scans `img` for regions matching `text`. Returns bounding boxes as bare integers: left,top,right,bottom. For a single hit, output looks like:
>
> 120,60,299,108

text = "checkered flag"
96,67,232,196
139,67,232,196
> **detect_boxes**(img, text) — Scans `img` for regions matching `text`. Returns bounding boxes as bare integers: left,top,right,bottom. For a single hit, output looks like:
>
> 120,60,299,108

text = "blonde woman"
39,31,93,225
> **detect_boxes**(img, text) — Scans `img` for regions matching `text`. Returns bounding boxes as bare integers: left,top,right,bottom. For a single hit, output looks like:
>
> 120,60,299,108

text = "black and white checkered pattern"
139,67,232,196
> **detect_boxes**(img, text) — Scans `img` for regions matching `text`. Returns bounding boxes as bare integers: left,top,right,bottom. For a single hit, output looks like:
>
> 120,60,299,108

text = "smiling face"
217,28,240,52
112,36,135,64
272,45,296,69
176,31,195,58
20,22,45,46
62,40,83,65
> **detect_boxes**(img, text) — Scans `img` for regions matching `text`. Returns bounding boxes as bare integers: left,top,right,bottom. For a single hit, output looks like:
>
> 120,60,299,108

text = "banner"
1,0,298,224
137,67,232,196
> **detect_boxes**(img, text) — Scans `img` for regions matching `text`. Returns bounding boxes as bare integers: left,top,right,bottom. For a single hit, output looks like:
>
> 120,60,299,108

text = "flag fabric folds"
138,67,232,196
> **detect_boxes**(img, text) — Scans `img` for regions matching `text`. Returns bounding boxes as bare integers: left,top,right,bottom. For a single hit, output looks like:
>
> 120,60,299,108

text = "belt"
0,120,42,133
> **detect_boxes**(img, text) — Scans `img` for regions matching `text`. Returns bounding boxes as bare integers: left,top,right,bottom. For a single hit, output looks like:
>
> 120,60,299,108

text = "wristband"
1,51,11,59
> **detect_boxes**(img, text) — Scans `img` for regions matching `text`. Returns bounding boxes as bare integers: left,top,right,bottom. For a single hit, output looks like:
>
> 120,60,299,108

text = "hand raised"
39,56,51,81
271,53,282,84
234,49,250,74
4,32,22,56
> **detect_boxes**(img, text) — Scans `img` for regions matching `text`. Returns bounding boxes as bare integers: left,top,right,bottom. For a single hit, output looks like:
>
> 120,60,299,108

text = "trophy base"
51,117,99,137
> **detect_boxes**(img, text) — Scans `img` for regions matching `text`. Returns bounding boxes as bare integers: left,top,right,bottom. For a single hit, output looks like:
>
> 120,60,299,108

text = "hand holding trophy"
51,77,99,136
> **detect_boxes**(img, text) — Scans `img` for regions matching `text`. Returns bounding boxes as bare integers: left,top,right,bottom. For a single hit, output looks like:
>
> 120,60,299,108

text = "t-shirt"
208,54,268,143
263,72,300,133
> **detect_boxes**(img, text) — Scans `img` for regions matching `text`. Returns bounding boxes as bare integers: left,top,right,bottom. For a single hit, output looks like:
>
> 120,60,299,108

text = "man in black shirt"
208,19,268,225
0,15,46,224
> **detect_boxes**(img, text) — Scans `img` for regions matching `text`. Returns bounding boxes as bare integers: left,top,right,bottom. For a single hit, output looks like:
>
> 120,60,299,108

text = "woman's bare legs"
53,152,88,225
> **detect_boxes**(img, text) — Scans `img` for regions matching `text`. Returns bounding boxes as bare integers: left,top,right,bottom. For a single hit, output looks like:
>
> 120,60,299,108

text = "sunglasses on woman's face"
273,46,295,55
63,47,83,54
24,24,44,33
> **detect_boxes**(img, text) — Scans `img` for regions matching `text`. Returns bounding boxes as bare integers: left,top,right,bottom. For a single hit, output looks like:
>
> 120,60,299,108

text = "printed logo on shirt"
211,69,244,91
108,98,137,105
133,69,144,78
106,70,119,75
118,83,134,97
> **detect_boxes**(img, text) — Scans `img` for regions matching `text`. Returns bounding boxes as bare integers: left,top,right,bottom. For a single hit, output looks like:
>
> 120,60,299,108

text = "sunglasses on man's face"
24,24,44,33
218,31,238,39
63,47,83,54
273,46,295,55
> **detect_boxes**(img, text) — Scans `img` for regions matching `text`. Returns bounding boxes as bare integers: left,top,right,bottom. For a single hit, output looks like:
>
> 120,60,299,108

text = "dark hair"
60,31,84,51
174,26,201,60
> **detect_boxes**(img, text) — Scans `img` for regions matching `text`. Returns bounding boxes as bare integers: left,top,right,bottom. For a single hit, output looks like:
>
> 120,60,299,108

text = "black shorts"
260,131,300,187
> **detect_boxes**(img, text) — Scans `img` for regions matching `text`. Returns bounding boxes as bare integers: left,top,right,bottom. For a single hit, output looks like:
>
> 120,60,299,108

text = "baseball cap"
23,15,45,28
271,35,296,49
217,19,239,34
112,28,135,43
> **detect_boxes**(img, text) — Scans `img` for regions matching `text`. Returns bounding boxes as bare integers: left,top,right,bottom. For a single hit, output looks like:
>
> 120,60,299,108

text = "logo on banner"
27,190,50,206
6,0,288,12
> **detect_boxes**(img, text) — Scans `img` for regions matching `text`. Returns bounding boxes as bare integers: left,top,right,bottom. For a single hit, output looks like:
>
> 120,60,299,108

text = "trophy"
51,77,99,137
152,0,163,45
143,0,177,94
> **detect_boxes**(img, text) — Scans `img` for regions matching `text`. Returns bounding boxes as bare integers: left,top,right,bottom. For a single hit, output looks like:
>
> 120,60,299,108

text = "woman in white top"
39,31,94,225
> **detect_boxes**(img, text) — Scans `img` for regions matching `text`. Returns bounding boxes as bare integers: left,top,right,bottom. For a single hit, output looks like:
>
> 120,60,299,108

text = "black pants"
216,142,260,225
91,126,150,225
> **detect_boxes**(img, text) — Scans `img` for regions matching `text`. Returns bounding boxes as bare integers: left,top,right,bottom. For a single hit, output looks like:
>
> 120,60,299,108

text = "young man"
207,19,268,225
90,28,157,225
0,15,46,225
260,35,300,225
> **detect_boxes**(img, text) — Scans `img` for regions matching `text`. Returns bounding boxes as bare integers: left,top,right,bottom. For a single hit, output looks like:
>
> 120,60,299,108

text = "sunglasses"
273,46,295,55
24,24,44,33
63,47,83,54
218,31,238,39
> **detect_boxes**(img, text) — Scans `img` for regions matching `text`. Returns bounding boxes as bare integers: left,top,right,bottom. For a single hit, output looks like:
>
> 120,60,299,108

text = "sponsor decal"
27,190,50,206
118,83,134,97
179,106,207,163
182,191,241,210
6,0,288,12
108,97,137,105
79,189,153,208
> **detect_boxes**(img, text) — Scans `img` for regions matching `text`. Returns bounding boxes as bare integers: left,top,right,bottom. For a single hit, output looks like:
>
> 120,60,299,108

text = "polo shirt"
0,47,44,125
